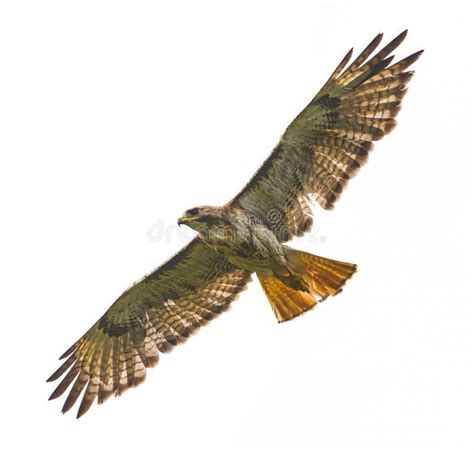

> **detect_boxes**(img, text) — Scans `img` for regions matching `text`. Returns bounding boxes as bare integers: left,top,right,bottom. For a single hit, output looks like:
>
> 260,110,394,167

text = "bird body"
178,205,354,301
48,30,422,418
180,206,287,275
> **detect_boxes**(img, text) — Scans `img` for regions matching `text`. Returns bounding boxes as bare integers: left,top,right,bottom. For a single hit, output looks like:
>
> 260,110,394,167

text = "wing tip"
373,32,384,44
411,49,425,60
48,391,59,401
46,374,56,383
76,403,90,419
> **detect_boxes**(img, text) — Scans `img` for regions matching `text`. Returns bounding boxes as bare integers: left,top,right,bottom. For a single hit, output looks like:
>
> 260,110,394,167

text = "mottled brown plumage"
48,31,422,418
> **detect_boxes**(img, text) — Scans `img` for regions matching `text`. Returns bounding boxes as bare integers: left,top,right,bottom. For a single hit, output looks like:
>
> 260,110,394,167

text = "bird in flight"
48,30,422,418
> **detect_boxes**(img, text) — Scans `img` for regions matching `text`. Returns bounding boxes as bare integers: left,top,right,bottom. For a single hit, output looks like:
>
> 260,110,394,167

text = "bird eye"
186,207,199,216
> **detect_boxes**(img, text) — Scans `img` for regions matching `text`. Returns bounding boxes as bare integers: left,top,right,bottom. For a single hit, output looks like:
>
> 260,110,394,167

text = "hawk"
48,30,422,417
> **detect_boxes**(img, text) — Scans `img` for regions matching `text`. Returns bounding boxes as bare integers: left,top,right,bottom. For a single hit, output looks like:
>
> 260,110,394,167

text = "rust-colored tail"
257,249,357,322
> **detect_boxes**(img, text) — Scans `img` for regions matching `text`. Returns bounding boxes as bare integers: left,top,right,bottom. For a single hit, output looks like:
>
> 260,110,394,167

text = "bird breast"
204,209,286,273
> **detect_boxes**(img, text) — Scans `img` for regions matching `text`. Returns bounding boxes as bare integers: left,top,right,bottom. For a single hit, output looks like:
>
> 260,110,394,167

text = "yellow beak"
177,214,197,226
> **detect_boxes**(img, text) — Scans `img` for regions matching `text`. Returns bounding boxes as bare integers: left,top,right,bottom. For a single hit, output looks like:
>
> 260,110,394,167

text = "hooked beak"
177,214,195,226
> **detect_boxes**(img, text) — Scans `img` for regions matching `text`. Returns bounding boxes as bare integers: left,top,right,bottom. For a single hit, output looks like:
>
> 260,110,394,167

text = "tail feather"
292,250,356,298
257,249,357,323
257,274,317,323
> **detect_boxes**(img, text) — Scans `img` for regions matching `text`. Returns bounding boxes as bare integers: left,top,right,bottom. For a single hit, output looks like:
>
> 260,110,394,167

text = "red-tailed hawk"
48,30,422,418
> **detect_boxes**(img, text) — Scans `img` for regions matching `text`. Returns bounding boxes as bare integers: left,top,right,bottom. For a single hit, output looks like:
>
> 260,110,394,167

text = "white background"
1,1,472,449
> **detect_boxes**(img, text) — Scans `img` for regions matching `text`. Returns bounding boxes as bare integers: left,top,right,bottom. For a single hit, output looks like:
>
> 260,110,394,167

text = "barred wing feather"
232,30,422,242
47,239,251,418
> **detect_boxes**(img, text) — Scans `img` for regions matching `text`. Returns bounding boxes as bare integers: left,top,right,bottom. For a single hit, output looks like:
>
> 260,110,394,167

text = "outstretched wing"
231,30,422,242
47,238,251,418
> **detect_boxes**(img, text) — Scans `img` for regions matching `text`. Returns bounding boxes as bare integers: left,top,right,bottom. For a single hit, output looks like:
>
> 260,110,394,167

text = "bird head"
177,206,228,234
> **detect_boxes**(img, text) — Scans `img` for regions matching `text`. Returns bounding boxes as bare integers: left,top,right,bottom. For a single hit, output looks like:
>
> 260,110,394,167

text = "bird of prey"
48,30,422,418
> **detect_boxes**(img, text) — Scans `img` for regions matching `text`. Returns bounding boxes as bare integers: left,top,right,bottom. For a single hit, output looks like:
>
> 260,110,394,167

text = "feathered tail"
257,248,356,322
